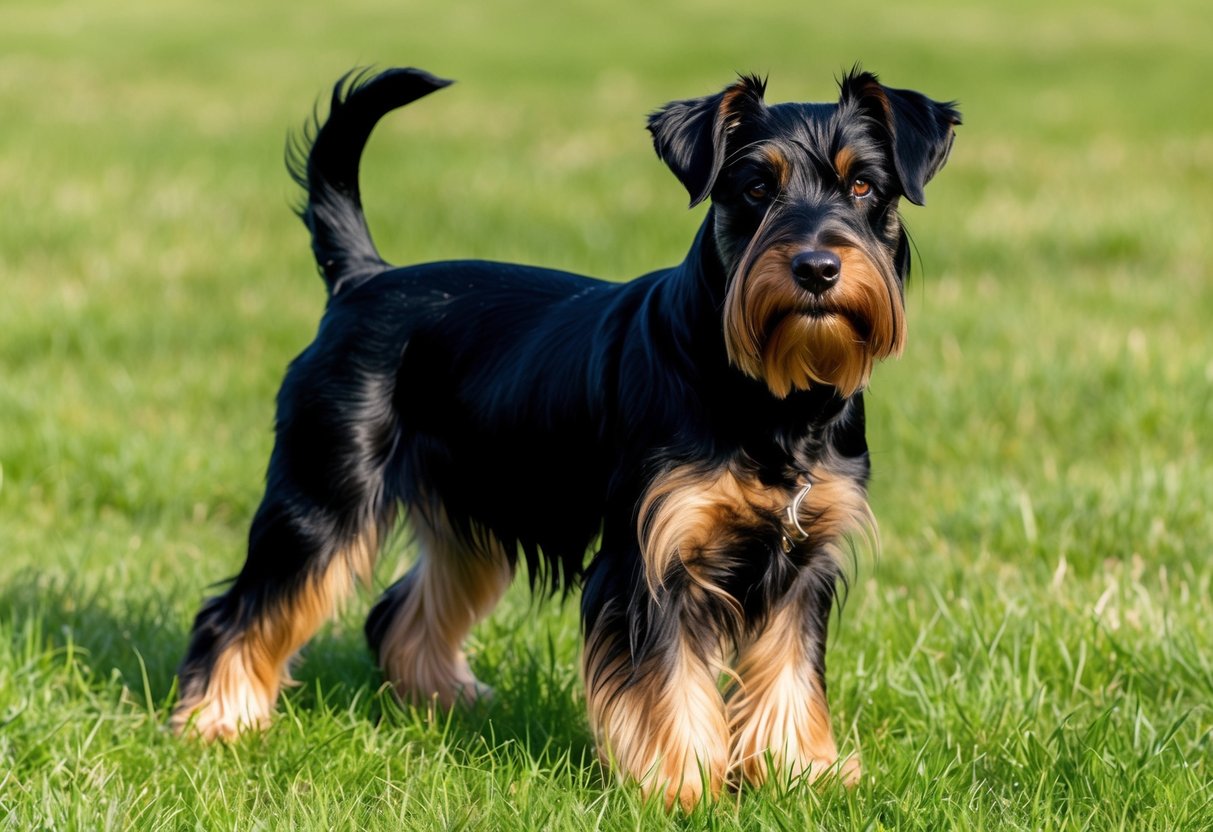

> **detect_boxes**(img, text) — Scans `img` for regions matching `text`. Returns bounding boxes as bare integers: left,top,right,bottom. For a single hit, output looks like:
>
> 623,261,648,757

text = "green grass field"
2,0,1211,828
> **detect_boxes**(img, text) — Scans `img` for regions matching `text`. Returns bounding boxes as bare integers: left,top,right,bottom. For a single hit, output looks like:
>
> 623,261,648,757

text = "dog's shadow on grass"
1,570,598,773
293,605,600,773
0,570,189,699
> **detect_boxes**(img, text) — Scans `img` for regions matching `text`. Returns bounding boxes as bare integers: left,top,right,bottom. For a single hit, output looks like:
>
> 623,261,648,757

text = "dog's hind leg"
365,508,513,708
172,356,399,740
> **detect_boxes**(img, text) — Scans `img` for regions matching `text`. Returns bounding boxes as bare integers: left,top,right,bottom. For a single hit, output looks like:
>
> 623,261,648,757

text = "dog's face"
649,70,960,398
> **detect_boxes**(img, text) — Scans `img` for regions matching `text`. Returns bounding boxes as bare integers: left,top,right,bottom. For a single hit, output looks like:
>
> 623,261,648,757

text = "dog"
172,66,959,809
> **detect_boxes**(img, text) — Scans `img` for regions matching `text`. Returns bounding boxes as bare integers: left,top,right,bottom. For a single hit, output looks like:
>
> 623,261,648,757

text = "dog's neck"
683,207,731,303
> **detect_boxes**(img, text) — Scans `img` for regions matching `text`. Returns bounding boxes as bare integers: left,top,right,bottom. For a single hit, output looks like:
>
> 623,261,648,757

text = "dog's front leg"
726,564,860,788
582,559,729,811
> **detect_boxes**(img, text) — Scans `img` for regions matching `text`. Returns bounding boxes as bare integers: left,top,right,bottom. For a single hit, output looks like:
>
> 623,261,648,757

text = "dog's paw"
804,753,862,787
636,761,723,813
171,694,270,742
171,649,279,741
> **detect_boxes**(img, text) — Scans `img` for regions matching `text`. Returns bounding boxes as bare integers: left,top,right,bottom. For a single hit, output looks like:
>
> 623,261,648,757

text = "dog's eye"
745,180,771,202
851,179,873,200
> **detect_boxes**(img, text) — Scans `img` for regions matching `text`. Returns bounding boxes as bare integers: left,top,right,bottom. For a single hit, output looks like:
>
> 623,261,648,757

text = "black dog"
173,67,958,809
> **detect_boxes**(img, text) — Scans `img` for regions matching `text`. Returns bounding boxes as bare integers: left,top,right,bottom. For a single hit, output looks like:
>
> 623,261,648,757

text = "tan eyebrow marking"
834,146,858,180
758,145,791,187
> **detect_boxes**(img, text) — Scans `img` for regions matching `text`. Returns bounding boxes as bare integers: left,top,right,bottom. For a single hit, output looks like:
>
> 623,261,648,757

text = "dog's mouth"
799,306,837,321
789,303,872,340
762,306,859,349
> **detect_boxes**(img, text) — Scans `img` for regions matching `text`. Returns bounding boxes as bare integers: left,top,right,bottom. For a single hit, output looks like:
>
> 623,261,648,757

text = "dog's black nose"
790,250,841,295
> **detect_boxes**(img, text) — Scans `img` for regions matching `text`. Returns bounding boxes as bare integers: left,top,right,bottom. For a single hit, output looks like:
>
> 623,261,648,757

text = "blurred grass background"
1,0,1211,828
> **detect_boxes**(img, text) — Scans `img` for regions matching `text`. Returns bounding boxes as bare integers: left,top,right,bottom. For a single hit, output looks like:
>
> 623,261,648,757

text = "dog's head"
649,69,960,398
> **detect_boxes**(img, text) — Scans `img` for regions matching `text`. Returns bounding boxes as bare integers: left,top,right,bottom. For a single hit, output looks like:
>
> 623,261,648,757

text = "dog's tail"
286,68,453,295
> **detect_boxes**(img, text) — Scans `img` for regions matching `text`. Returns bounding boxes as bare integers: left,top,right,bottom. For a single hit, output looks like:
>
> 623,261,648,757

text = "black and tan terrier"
173,66,959,809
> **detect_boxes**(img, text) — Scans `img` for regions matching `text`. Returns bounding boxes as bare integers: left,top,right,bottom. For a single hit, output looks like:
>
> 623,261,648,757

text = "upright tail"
286,67,453,296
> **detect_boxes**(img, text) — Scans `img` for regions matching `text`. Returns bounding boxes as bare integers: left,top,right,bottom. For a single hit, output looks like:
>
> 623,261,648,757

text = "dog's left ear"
648,75,767,208
840,70,961,206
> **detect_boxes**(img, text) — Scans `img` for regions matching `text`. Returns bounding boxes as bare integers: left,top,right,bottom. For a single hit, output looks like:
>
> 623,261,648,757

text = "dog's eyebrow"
740,144,792,187
834,146,858,180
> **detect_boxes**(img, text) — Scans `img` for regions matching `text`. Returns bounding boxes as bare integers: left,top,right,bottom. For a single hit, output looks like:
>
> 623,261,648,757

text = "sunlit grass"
2,0,1211,828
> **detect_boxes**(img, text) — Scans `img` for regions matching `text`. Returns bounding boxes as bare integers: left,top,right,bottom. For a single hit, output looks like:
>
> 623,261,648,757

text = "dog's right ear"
648,75,767,208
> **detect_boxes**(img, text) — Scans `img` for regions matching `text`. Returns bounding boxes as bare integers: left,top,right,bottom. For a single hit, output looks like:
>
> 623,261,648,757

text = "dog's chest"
637,453,870,596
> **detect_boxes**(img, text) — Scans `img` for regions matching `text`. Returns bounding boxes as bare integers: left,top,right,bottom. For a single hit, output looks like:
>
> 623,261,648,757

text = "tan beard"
724,243,905,398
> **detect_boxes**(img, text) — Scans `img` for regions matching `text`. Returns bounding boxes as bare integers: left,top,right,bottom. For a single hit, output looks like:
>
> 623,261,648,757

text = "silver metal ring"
785,480,812,540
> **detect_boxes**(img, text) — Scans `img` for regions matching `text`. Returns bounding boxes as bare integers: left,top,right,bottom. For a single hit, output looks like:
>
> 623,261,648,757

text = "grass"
2,0,1211,828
